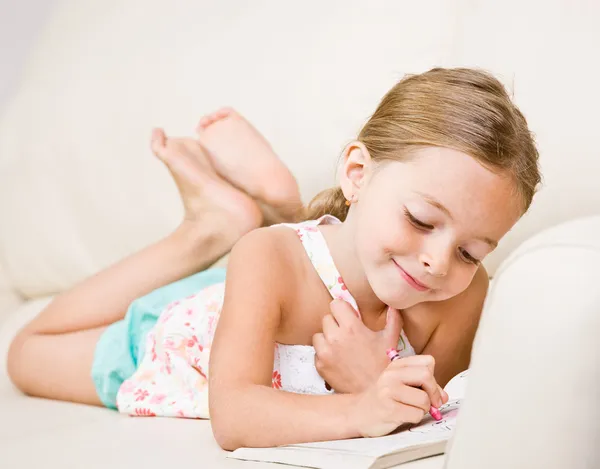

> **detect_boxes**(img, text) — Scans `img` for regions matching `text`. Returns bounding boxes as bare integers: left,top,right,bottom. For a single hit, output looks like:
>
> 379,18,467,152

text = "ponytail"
305,186,350,221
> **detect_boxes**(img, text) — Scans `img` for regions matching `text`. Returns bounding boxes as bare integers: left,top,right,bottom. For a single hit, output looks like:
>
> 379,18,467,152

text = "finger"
391,366,443,408
312,333,330,374
390,402,426,425
390,384,431,414
312,333,326,355
321,314,338,341
440,387,449,404
382,307,403,344
389,354,435,375
329,299,361,327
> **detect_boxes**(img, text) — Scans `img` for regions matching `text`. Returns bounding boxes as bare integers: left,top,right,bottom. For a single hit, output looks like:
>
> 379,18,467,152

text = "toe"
196,107,236,133
215,107,235,119
150,128,168,159
196,116,212,132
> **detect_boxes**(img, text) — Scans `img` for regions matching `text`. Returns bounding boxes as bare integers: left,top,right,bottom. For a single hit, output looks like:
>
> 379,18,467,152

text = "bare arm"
422,265,489,387
208,229,361,450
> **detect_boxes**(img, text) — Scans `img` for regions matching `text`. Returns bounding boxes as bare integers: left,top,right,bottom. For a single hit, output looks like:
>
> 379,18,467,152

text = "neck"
319,221,387,322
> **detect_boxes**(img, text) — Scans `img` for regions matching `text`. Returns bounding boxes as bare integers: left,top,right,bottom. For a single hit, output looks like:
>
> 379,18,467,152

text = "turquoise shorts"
91,267,227,409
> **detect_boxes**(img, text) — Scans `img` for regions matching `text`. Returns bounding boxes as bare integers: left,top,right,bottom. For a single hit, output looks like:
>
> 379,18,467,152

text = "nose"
419,243,451,277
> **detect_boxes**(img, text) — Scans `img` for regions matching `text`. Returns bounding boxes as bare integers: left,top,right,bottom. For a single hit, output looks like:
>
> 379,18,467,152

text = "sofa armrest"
446,216,600,469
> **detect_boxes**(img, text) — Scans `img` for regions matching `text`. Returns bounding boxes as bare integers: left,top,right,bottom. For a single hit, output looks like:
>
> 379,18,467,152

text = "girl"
7,68,540,450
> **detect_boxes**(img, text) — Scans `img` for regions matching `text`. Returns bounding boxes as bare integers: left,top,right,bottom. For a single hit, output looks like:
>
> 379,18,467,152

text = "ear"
339,141,372,202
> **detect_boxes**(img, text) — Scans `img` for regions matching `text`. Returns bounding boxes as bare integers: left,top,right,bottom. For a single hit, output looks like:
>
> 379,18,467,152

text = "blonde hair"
306,67,541,221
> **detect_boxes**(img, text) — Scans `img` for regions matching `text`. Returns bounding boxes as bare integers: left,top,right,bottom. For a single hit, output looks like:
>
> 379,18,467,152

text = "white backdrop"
0,0,599,300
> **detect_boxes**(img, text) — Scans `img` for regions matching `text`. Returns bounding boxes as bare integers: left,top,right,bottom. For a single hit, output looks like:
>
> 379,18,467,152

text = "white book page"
286,399,461,457
443,369,468,401
284,370,469,456
229,370,469,466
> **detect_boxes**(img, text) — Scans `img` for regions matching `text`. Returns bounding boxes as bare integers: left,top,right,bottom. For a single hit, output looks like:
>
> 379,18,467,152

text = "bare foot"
150,128,262,246
196,108,305,224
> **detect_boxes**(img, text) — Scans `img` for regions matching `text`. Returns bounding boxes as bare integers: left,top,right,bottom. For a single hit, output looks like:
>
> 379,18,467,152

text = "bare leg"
196,107,306,224
7,129,262,405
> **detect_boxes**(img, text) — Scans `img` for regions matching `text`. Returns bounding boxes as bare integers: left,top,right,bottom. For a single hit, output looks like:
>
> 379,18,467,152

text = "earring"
345,195,358,206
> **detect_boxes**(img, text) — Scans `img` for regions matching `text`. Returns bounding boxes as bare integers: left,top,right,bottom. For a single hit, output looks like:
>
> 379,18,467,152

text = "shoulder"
462,264,490,314
462,264,489,302
412,265,489,323
410,265,489,346
223,225,308,318
421,265,489,384
440,265,489,325
227,225,305,283
229,225,302,263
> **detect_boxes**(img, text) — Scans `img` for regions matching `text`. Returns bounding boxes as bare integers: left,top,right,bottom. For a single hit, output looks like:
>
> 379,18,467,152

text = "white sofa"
1,1,600,468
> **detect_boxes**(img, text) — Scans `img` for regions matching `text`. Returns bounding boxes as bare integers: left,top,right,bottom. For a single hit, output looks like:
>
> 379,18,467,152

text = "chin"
367,265,416,307
371,282,419,310
389,296,421,310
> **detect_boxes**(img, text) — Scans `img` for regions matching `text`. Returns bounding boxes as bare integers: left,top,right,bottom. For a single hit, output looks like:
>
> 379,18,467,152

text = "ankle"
261,177,302,208
173,219,241,265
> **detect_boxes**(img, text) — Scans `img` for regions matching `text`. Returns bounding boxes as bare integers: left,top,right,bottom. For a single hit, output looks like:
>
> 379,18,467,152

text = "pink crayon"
386,348,443,422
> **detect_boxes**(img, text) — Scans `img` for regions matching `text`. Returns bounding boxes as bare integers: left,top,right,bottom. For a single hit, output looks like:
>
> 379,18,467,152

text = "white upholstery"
446,216,600,469
0,264,21,325
1,0,599,468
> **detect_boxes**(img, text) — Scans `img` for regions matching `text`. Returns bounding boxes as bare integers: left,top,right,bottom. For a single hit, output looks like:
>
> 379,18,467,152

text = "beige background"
1,0,599,301
0,0,56,112
1,2,600,468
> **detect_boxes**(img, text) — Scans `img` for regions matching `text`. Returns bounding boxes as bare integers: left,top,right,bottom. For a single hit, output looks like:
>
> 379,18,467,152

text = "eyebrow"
414,191,498,249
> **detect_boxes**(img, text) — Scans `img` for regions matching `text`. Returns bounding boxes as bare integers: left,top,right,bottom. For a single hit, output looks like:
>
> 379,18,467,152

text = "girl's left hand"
312,300,403,394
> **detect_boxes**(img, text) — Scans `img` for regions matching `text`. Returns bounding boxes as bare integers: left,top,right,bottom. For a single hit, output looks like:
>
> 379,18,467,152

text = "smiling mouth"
392,260,430,291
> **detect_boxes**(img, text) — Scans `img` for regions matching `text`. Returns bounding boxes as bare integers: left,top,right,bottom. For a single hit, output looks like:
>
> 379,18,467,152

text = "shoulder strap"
282,216,360,317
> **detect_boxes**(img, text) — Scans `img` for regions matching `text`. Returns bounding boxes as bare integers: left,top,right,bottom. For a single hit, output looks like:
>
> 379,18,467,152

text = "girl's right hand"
349,355,448,438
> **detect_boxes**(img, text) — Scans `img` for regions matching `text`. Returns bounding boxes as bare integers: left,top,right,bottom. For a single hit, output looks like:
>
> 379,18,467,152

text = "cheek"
355,200,417,260
355,223,383,263
380,220,419,256
444,268,478,298
355,206,392,252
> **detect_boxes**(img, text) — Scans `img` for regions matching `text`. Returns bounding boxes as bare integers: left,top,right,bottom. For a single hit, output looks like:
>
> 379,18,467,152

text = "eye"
459,248,480,265
404,208,434,230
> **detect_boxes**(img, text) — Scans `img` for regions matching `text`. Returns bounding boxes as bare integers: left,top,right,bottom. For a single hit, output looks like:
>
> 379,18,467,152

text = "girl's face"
344,145,523,310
